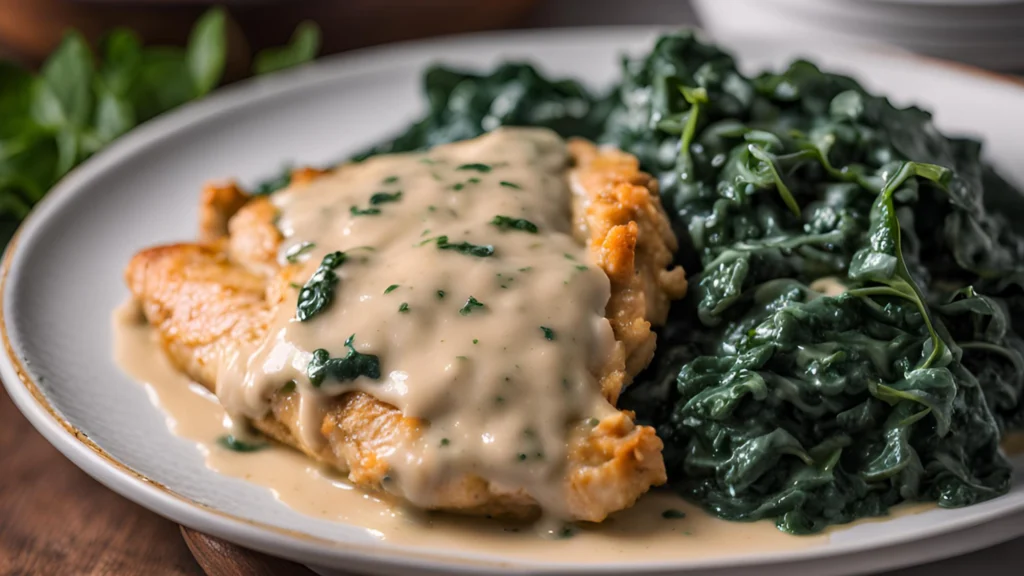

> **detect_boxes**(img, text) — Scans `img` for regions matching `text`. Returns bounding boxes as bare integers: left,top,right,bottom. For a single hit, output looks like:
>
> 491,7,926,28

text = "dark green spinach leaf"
296,251,346,321
306,334,382,387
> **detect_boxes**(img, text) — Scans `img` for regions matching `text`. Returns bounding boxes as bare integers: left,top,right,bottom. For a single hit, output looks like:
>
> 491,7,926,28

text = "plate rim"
3,26,1024,574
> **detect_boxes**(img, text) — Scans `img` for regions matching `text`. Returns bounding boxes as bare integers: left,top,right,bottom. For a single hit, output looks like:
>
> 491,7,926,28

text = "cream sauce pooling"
113,306,832,561
217,128,618,517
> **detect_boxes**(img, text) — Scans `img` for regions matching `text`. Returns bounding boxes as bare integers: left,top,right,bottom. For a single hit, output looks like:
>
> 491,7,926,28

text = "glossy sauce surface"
114,304,835,561
216,129,619,517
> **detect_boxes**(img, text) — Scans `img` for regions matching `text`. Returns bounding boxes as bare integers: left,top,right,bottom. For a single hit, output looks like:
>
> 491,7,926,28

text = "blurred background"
3,0,1021,73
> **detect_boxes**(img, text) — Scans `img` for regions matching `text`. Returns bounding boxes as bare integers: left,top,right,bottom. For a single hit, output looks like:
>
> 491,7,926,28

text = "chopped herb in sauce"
662,509,687,520
284,241,316,263
384,284,400,295
450,182,465,191
350,205,381,216
217,434,267,453
382,175,399,184
398,302,410,313
296,251,346,321
436,290,446,300
563,253,576,261
467,177,481,184
456,162,492,173
473,339,479,344
288,282,302,290
587,417,600,427
459,296,485,316
518,266,533,272
436,235,495,257
440,438,450,447
491,215,538,234
540,326,556,341
575,264,588,271
306,334,381,387
281,381,297,393
499,181,522,190
369,191,403,205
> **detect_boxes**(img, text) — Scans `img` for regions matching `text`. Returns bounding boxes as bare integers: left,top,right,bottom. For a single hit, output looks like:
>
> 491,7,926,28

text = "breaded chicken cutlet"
125,128,686,523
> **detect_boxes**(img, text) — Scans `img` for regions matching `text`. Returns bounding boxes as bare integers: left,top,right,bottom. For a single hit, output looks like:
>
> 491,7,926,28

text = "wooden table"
0,390,201,574
0,390,318,575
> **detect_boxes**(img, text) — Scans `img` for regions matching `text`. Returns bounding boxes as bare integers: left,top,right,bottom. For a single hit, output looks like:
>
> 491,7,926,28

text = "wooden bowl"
0,0,541,70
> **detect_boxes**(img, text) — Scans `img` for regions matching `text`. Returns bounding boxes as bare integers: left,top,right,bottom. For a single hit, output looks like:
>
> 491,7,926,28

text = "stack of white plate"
693,0,1024,71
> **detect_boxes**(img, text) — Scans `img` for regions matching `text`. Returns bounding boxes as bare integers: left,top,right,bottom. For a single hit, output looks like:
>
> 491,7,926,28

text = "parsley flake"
459,296,485,316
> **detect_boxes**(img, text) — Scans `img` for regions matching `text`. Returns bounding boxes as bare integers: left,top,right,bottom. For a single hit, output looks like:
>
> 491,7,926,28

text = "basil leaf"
38,32,94,128
0,63,36,139
98,29,143,97
252,21,321,75
92,89,135,143
131,47,196,122
186,7,227,95
54,130,78,177
0,134,58,206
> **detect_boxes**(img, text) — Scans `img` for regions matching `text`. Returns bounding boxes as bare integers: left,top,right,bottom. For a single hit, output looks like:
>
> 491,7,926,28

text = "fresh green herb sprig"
252,21,321,75
0,9,320,243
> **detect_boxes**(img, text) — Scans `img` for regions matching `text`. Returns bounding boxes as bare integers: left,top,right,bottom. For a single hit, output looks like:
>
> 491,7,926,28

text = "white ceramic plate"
3,28,1024,576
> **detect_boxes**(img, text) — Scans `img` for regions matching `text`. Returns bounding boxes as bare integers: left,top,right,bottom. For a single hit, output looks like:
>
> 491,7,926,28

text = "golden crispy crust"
125,147,682,522
569,140,688,402
198,182,250,244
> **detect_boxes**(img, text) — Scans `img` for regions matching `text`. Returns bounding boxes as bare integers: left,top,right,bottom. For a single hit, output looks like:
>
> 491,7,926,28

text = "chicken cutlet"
125,128,686,523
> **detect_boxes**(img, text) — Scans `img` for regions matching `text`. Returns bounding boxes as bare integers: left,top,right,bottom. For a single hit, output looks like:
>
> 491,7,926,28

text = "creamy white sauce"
809,276,849,297
217,128,619,518
114,305,838,561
